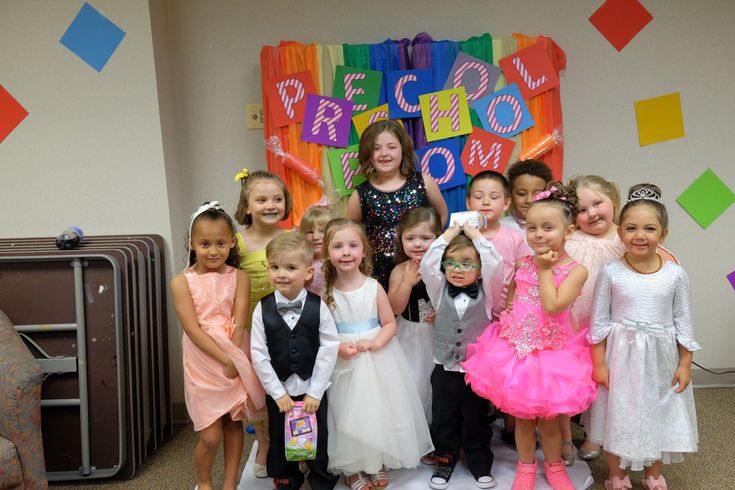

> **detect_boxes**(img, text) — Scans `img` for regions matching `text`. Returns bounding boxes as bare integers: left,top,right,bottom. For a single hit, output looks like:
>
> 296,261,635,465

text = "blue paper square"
472,84,534,138
415,138,466,191
60,3,126,72
386,69,433,119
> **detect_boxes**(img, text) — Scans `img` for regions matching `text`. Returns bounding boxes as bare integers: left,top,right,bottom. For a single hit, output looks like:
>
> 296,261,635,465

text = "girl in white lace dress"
323,218,433,490
588,184,699,490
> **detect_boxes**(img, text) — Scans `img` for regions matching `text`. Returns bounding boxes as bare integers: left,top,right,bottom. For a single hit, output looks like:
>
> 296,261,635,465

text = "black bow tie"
448,282,478,299
276,299,303,316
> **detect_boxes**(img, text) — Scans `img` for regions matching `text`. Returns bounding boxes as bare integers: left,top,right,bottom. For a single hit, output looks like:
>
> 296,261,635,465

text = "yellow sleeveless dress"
236,233,275,331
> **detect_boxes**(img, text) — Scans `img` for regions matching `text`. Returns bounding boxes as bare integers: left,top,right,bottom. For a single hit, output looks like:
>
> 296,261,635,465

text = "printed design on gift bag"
284,402,318,461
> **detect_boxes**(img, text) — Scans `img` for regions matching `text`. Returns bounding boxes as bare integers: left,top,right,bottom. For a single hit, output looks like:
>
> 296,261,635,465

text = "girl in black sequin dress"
346,120,447,289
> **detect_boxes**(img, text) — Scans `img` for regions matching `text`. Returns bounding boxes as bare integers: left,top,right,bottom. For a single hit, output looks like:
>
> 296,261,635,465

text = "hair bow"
233,167,249,182
534,186,558,202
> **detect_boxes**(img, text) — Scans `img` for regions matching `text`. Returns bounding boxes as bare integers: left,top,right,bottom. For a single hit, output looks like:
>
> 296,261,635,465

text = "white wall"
1,1,732,412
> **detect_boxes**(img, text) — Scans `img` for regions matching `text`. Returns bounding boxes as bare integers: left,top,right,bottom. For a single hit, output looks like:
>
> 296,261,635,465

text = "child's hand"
276,394,295,413
222,360,238,379
672,365,691,392
442,223,462,241
302,395,321,413
463,224,482,240
423,310,436,325
592,363,609,389
355,339,372,352
338,342,359,360
534,250,559,270
402,259,422,287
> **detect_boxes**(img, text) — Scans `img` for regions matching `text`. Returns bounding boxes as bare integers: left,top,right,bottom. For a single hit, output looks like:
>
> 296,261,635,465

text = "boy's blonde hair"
234,169,292,226
322,218,372,308
568,174,621,224
299,205,336,233
266,231,314,266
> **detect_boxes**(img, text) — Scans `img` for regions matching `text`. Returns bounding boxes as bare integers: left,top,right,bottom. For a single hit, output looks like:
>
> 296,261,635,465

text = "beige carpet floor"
50,387,734,489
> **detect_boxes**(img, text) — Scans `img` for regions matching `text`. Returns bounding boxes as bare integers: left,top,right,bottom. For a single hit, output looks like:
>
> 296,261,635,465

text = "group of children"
172,120,699,490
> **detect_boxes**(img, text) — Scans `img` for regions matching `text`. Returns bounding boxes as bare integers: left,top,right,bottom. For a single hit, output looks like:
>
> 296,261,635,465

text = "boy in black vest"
250,232,340,490
419,223,503,490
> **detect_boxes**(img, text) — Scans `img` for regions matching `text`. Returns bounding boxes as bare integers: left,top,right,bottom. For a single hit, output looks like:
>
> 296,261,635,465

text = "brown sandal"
369,470,389,489
346,472,373,490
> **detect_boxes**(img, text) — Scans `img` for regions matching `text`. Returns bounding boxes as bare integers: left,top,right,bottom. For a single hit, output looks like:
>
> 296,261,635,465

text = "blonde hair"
266,231,314,266
568,174,621,225
322,218,373,308
299,205,336,234
395,207,441,264
357,119,417,181
234,169,292,226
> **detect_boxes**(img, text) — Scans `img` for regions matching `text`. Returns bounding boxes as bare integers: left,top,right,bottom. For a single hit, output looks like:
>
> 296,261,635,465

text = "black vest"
262,291,321,382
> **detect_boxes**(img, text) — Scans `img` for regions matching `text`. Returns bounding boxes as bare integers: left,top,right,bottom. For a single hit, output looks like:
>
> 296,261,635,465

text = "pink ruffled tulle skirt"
462,322,597,420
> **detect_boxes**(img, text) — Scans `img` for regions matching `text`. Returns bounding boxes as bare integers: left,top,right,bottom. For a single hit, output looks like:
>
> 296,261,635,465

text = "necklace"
623,253,662,274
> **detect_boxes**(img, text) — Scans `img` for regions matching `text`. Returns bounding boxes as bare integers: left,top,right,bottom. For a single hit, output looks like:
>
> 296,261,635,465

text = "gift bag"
284,401,317,461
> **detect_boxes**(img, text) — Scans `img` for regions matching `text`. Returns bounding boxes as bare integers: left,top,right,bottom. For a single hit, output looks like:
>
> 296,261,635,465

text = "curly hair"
233,169,292,226
357,119,417,181
506,159,553,189
529,180,579,227
322,218,373,309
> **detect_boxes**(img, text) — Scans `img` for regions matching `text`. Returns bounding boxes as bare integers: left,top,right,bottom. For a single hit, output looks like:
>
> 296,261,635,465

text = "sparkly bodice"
356,172,429,255
499,256,577,358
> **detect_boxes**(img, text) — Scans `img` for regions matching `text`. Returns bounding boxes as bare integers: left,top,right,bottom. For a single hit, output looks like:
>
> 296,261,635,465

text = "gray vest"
433,282,491,370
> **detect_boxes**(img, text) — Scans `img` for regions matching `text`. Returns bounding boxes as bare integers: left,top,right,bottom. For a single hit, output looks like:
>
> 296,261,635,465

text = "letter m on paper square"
460,127,515,177
419,87,472,143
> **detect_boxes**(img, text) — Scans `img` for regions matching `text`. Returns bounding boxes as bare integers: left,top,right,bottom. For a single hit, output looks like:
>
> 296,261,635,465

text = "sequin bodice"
356,173,429,255
499,256,576,358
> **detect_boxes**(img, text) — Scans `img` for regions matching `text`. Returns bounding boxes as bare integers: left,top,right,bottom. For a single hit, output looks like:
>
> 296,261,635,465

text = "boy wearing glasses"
419,222,503,490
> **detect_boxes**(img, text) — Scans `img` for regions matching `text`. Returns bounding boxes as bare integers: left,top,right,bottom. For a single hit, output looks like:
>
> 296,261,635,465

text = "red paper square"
264,71,316,128
0,85,29,143
589,0,653,52
499,43,559,100
461,127,515,177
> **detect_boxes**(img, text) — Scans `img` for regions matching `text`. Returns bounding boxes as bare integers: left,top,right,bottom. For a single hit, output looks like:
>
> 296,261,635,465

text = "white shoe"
475,474,496,488
253,462,268,478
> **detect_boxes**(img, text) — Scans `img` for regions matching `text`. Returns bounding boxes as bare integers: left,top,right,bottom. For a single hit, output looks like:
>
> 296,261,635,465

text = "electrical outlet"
246,103,264,129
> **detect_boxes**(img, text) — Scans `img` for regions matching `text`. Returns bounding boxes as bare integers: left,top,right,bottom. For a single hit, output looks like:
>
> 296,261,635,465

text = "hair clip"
534,186,566,202
233,167,249,182
626,187,662,204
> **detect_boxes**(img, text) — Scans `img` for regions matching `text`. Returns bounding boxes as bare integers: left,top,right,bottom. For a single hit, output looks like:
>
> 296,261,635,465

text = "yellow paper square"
352,104,401,138
634,92,685,146
419,87,472,142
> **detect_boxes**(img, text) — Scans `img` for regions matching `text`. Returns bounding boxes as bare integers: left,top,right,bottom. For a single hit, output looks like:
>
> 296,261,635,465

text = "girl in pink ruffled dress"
171,202,266,490
463,183,597,490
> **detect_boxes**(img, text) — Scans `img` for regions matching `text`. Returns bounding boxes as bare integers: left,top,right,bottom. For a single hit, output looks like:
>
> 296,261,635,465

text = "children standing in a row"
463,183,597,490
347,120,448,290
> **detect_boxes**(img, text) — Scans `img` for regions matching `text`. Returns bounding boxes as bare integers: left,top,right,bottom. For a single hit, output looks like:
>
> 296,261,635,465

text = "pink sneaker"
511,461,536,490
641,475,667,489
604,476,632,490
543,460,575,490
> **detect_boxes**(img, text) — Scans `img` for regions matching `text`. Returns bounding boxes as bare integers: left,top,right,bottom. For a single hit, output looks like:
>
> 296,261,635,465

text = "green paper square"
676,169,735,229
332,66,382,115
328,145,366,197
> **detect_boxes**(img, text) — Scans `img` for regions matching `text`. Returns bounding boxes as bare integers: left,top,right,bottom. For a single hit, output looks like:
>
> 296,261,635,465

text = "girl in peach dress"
171,202,266,490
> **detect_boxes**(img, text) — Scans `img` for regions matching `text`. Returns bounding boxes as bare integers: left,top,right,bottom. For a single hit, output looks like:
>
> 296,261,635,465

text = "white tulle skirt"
327,326,434,475
395,316,434,422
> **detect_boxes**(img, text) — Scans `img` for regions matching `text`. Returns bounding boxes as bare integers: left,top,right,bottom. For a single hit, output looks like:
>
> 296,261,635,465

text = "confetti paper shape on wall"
676,168,735,229
727,270,735,292
589,0,653,52
634,92,685,147
60,3,126,72
0,85,29,143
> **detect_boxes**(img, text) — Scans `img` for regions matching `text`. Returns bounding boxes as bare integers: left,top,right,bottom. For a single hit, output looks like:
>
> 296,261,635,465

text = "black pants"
430,365,494,479
266,393,338,490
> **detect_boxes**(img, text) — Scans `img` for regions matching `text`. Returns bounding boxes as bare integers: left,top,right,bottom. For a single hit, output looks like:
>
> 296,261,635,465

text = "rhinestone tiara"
626,187,662,204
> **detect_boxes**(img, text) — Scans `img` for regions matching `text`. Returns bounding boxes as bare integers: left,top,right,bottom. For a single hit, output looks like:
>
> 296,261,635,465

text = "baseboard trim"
692,367,735,388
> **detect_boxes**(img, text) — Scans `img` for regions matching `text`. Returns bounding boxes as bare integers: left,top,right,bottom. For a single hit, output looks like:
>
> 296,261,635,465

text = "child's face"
525,204,574,255
442,247,481,287
466,178,510,226
327,227,365,274
304,223,326,259
246,181,286,226
268,250,314,300
190,218,235,273
401,222,436,261
576,187,615,236
371,131,402,177
511,174,548,220
618,205,667,260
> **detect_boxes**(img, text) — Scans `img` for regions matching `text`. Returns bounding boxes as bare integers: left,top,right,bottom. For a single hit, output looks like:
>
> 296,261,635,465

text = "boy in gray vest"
419,223,503,489
250,232,340,490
